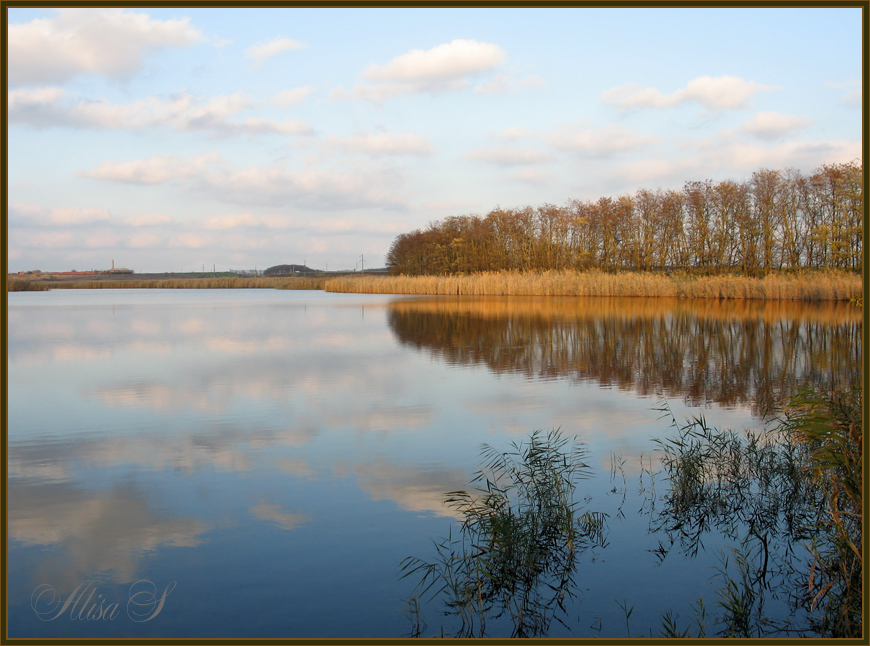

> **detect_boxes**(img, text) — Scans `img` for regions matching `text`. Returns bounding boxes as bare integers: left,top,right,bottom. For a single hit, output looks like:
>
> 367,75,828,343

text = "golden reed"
26,270,861,301
43,276,329,290
322,270,862,301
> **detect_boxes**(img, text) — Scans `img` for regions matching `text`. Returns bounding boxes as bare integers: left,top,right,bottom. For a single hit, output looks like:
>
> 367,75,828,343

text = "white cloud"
474,73,511,95
422,200,478,212
80,153,221,184
169,233,211,249
509,168,552,185
203,213,261,230
51,207,111,225
222,117,312,136
330,83,412,104
601,75,778,111
705,139,862,171
10,203,111,227
840,90,861,108
340,39,507,103
271,86,315,107
826,80,861,108
464,147,552,166
200,166,409,211
125,214,173,227
363,39,505,84
604,158,700,188
9,8,202,85
9,88,313,136
127,233,164,248
246,37,306,64
10,231,75,249
83,153,409,211
491,126,535,140
475,74,544,94
550,123,659,157
323,132,434,156
255,214,404,235
740,112,814,141
85,231,122,248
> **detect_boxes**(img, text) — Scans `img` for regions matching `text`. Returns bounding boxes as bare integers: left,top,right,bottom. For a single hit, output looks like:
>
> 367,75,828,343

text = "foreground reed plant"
402,388,860,638
399,429,607,638
325,270,861,300
649,386,863,638
782,387,863,638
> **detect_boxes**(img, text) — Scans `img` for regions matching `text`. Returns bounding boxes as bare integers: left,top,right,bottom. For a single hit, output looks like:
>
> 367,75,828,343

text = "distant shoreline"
8,269,863,301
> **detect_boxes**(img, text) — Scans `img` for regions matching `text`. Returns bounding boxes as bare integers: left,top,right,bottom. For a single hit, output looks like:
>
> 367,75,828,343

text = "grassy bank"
38,276,330,290
323,270,862,301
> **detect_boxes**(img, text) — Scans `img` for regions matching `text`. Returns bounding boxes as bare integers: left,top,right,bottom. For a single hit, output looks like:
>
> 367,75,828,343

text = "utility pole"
360,254,365,273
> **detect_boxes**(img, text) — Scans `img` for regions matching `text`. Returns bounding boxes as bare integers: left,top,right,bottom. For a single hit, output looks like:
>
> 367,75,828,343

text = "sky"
6,6,863,273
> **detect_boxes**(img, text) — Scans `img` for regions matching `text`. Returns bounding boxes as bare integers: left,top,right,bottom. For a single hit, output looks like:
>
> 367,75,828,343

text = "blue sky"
7,7,863,273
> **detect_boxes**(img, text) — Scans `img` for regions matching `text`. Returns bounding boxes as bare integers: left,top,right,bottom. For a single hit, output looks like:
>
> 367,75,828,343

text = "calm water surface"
7,289,861,638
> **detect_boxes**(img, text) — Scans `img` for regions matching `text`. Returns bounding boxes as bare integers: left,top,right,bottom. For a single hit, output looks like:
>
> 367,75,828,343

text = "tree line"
387,161,863,276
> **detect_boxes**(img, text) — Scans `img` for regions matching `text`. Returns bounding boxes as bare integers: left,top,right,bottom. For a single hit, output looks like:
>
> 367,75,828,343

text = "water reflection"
8,291,859,638
387,297,862,414
8,480,207,589
638,393,862,638
401,430,603,638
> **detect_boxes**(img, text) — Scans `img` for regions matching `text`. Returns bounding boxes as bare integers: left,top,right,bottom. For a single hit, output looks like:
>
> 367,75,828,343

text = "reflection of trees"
388,297,862,415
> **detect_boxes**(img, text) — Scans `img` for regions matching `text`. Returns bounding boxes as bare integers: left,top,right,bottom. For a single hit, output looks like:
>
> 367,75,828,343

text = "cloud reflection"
9,482,207,586
351,458,469,519
249,504,311,531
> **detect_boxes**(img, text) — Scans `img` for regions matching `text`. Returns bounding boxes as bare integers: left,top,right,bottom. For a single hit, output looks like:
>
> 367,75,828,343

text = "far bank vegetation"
39,276,331,290
386,162,863,277
352,161,862,300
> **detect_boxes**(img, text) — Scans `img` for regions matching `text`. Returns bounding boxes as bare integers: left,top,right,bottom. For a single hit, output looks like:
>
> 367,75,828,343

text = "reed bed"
323,270,862,301
43,276,329,290
7,277,49,291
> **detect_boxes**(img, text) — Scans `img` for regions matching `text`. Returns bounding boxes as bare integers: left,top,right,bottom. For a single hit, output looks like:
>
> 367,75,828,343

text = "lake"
6,289,862,638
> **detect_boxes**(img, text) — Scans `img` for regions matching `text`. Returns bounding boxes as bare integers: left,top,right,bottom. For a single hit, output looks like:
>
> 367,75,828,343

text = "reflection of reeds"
325,270,862,300
650,387,863,637
400,429,605,638
387,295,863,327
44,277,329,290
